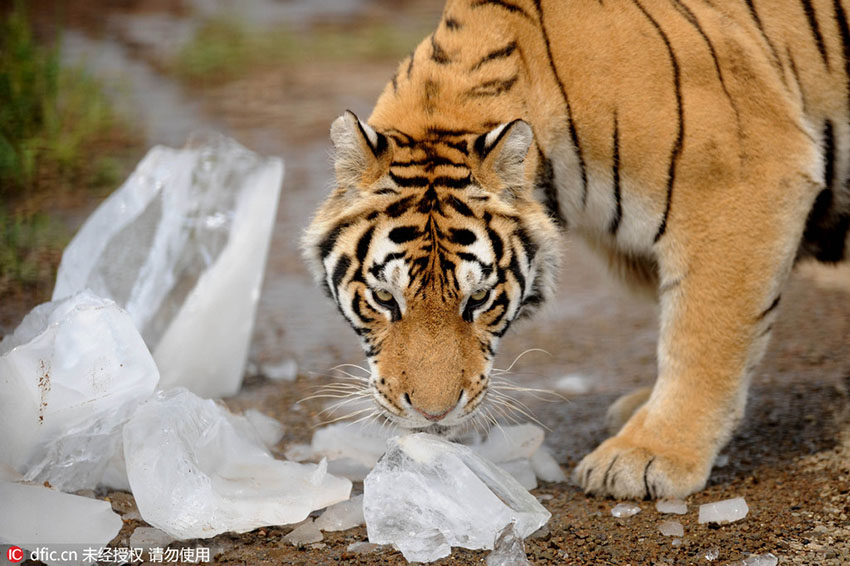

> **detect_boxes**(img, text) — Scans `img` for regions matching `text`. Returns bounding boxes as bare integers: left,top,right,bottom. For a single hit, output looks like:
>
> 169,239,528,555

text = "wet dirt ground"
10,1,850,564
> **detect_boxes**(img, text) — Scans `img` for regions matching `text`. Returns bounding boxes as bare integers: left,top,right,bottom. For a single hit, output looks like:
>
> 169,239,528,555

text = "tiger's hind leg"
574,165,821,499
605,387,652,435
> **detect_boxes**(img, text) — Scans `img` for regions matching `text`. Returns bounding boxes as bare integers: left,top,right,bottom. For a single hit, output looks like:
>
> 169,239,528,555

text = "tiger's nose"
403,392,459,422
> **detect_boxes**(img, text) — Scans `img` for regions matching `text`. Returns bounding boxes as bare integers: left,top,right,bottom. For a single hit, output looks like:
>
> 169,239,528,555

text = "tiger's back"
304,0,850,499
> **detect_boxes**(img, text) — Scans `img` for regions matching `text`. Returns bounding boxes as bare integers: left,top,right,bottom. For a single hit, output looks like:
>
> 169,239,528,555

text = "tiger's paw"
573,434,712,500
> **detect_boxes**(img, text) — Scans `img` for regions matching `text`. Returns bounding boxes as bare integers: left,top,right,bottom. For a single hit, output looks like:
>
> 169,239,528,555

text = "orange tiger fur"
304,0,850,498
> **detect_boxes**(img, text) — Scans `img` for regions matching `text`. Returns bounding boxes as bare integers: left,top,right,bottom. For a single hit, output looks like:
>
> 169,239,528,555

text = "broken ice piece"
129,526,175,550
658,520,684,537
704,546,721,561
260,359,298,381
363,433,550,563
656,498,688,515
284,519,324,546
611,502,641,518
498,459,537,490
0,481,122,550
311,421,394,468
530,446,566,483
315,495,364,532
327,458,372,482
124,389,351,539
554,374,592,395
0,290,159,492
53,134,284,399
472,424,544,463
737,553,779,566
243,409,285,448
486,523,530,566
698,497,749,524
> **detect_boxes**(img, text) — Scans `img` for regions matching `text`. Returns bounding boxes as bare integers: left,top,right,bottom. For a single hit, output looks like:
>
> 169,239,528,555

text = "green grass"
0,4,139,304
174,16,427,83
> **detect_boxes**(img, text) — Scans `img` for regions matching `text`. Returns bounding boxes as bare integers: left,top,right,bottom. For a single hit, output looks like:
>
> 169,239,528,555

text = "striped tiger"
303,0,850,499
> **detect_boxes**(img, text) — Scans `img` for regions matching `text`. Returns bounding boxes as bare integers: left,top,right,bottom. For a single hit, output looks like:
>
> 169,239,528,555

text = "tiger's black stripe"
445,195,476,217
390,172,430,187
319,221,353,260
672,0,741,129
331,254,351,294
609,113,623,235
801,0,830,69
756,295,781,320
834,0,850,115
470,41,518,71
356,226,375,265
743,0,785,77
385,196,416,217
430,34,451,64
444,17,462,30
389,225,421,244
470,0,534,22
631,0,684,243
535,149,566,228
432,174,473,188
465,75,519,98
533,0,588,209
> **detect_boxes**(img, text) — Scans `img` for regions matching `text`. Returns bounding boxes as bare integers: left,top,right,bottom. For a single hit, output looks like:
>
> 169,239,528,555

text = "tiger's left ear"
330,110,392,190
472,119,534,196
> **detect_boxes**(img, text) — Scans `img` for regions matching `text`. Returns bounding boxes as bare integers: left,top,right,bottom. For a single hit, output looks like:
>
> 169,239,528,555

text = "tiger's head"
303,111,561,433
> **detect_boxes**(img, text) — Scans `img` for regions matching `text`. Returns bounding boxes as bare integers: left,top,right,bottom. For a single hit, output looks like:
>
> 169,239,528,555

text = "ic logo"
6,546,24,563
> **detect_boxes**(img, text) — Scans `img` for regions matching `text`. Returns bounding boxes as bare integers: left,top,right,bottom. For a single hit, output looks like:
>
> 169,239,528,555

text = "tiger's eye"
375,289,394,302
470,289,488,301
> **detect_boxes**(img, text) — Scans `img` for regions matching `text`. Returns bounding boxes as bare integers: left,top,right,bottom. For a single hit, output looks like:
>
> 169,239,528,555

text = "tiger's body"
304,0,850,499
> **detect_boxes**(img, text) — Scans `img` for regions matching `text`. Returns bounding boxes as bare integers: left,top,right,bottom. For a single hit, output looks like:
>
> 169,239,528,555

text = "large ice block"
123,389,351,540
363,433,550,563
0,291,159,492
0,481,123,564
53,135,284,398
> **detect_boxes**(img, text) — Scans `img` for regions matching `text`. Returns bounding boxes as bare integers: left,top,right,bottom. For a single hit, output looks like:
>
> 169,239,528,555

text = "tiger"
302,0,850,499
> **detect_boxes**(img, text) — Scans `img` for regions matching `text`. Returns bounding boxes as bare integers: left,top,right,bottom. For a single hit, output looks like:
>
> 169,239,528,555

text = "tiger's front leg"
573,171,818,499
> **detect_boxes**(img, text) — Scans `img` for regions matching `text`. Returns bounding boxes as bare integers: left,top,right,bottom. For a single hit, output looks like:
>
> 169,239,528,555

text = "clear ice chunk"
311,421,394,468
363,433,550,563
655,498,688,515
260,359,298,382
0,291,159,492
52,135,284,399
315,494,364,532
283,519,323,546
347,541,381,554
611,502,641,518
243,409,285,448
737,553,779,566
472,424,544,463
529,446,566,483
0,481,123,561
658,520,684,537
698,497,749,524
498,459,538,490
129,526,175,550
123,389,351,539
486,523,530,566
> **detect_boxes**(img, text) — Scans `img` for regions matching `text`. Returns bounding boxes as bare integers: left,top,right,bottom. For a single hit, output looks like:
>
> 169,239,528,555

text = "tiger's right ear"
330,110,391,189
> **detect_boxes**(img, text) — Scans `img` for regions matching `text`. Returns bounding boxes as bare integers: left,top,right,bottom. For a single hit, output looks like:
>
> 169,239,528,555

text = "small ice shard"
554,374,592,395
530,446,566,483
658,520,684,537
0,291,159,492
284,519,324,546
260,359,298,381
124,389,351,539
243,409,285,448
347,541,381,554
611,502,641,518
53,135,284,399
738,553,779,566
486,523,530,566
498,459,538,490
129,526,175,550
698,497,749,524
656,498,688,515
704,546,720,561
363,433,550,563
0,481,122,553
472,424,544,463
311,421,394,468
315,495,365,532
327,458,372,482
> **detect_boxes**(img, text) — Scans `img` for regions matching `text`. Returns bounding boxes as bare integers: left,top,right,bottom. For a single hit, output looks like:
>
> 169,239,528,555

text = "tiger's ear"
472,119,534,198
330,110,391,189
